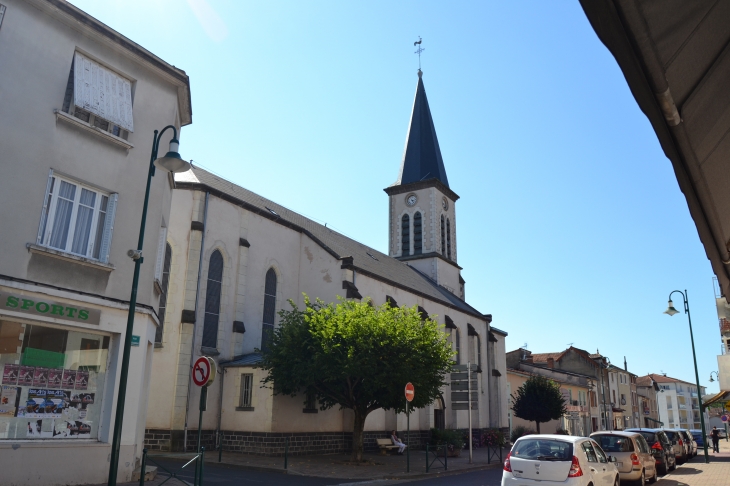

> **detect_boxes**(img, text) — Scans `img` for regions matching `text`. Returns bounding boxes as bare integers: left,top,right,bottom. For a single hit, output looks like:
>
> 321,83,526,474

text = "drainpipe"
216,367,225,453
183,191,209,451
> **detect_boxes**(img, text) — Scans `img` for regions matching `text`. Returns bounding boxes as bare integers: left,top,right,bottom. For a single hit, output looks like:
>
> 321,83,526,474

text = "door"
581,441,612,486
635,435,656,477
592,440,616,486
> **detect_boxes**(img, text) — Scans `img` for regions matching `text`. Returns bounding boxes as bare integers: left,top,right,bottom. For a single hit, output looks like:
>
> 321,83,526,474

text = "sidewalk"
658,438,730,486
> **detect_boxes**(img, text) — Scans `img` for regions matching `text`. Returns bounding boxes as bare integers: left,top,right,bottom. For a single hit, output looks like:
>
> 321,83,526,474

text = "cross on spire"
414,36,424,71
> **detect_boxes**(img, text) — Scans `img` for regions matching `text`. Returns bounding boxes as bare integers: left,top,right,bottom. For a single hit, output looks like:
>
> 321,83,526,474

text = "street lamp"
108,126,190,486
709,371,719,383
663,290,710,464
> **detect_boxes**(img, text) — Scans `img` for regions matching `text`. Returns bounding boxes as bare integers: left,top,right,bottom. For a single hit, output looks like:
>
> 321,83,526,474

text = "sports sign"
405,382,415,402
192,356,216,387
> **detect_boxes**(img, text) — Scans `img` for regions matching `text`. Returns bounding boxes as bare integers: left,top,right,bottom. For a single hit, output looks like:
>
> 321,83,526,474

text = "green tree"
510,375,567,433
259,296,454,461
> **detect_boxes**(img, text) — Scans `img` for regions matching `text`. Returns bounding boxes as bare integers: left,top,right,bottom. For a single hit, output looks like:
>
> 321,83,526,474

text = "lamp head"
153,138,191,173
709,375,715,383
664,300,680,316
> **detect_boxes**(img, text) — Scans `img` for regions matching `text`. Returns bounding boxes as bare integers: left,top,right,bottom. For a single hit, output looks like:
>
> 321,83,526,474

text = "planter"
448,448,462,458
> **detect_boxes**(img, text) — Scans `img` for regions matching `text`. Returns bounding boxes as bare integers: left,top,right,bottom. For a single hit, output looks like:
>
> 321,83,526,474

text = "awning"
703,390,730,406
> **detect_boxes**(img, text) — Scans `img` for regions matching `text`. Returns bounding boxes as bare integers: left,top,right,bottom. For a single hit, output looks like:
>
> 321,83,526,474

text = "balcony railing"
721,318,730,336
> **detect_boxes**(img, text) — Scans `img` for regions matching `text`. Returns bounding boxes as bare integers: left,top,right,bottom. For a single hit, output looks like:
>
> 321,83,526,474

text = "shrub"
481,428,506,447
431,428,466,451
510,425,536,443
554,428,570,435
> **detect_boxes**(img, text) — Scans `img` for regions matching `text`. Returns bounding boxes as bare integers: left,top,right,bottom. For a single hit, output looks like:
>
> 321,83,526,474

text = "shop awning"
703,390,730,406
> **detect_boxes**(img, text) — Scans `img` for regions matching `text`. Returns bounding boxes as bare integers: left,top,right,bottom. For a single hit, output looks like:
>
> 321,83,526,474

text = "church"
144,70,509,455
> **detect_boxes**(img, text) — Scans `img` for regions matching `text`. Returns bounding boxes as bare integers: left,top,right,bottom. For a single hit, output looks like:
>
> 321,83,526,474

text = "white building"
144,69,509,455
0,1,191,484
647,374,705,430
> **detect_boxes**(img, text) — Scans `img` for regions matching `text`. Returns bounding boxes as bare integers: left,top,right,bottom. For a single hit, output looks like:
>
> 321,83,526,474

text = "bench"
376,438,400,455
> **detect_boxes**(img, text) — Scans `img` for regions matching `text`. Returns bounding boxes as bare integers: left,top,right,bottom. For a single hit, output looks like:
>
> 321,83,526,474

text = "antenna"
522,343,528,349
567,343,573,347
414,36,424,71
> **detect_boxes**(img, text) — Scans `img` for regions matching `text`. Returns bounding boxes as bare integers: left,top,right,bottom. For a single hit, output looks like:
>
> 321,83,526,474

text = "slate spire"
394,70,449,187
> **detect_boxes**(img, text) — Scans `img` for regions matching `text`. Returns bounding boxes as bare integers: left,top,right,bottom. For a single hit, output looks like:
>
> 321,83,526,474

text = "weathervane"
414,36,424,71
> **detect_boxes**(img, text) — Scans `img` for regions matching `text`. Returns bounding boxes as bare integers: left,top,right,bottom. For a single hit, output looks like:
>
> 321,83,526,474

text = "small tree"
511,375,567,433
259,296,454,461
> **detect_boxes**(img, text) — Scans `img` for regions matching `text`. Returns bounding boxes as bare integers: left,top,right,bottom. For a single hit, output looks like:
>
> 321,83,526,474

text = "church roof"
392,71,449,188
176,166,486,320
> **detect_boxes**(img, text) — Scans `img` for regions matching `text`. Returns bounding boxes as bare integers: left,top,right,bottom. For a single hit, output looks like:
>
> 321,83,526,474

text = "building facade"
143,70,509,455
0,1,191,484
645,374,705,430
636,375,662,428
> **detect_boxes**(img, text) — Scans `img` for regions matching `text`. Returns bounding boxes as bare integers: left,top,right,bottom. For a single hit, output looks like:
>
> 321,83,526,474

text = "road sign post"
192,356,215,485
405,383,414,473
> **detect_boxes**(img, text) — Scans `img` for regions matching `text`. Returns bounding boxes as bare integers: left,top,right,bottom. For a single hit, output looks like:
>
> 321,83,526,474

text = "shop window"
260,268,277,353
202,250,223,349
37,173,118,263
0,321,109,440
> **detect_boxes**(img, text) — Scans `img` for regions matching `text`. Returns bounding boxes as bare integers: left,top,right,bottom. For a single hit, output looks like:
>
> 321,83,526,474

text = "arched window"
413,212,422,255
455,328,461,364
401,214,410,256
261,268,277,353
446,218,452,259
155,243,172,344
202,250,223,349
440,215,446,255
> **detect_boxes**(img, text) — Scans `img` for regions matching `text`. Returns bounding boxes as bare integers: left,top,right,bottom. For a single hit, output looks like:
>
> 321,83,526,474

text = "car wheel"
649,466,657,484
669,458,676,471
659,457,667,475
637,469,645,485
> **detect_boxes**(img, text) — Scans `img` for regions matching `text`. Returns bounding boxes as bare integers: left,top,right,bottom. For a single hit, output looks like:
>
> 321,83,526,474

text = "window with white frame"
62,52,134,139
37,171,117,263
239,373,253,408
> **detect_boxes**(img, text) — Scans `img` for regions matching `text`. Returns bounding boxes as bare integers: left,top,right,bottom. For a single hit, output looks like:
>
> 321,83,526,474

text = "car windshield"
594,435,633,452
512,439,573,461
664,431,678,440
632,431,657,443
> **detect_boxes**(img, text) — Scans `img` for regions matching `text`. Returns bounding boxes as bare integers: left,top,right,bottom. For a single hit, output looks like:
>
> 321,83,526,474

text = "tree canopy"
259,296,454,461
510,375,568,433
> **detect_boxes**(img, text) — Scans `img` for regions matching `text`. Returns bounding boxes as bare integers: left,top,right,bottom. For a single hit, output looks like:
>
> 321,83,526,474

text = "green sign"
131,335,140,347
0,291,101,324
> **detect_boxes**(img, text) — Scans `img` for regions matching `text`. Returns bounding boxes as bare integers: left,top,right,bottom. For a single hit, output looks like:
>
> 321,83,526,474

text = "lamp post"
664,290,710,464
709,371,719,383
107,126,190,486
599,358,611,431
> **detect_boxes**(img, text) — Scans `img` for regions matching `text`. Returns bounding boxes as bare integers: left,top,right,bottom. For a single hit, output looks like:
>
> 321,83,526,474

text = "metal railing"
425,444,448,472
139,447,205,486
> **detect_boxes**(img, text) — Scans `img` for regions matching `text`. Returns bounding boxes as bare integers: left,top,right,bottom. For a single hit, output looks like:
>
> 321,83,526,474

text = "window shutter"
36,169,54,244
99,193,118,263
73,52,134,132
154,226,168,281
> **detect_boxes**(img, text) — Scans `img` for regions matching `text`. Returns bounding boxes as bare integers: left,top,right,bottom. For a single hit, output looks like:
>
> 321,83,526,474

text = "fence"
139,447,205,486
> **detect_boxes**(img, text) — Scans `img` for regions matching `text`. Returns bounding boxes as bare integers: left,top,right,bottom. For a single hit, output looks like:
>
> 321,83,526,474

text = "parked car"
662,430,688,464
503,435,620,486
689,429,706,448
590,431,658,484
625,428,677,474
677,429,697,457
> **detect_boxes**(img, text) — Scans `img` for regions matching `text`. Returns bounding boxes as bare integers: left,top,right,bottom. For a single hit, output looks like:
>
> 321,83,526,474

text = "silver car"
591,431,658,484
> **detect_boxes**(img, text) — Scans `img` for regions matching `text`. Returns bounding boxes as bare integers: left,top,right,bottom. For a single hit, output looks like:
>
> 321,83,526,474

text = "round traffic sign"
192,356,216,387
722,414,729,423
405,382,415,402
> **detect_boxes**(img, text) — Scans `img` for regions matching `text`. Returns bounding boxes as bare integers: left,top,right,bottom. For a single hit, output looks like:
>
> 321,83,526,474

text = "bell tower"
384,70,462,295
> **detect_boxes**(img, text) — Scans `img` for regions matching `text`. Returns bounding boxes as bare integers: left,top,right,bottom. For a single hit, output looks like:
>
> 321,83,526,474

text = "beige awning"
703,391,730,406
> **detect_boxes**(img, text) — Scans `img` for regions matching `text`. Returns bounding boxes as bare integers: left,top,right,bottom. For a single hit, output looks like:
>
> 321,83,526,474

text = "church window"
455,328,461,364
202,250,223,349
386,295,398,308
155,243,172,344
440,215,445,255
401,214,410,256
446,218,452,259
477,334,482,369
239,373,253,408
261,268,277,353
413,212,422,255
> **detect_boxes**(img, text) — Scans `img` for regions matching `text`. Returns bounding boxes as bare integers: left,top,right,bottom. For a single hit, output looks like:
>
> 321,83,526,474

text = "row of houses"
507,347,706,436
0,2,508,484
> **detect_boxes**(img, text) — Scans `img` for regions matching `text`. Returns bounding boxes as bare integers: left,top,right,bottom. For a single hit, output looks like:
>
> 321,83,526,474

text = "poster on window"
18,366,34,386
47,369,63,389
0,385,20,417
62,369,76,389
32,367,49,387
75,370,89,390
2,364,19,385
25,419,52,438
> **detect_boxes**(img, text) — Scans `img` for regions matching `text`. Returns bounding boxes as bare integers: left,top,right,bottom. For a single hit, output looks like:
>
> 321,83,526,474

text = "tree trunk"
536,421,541,434
351,409,367,462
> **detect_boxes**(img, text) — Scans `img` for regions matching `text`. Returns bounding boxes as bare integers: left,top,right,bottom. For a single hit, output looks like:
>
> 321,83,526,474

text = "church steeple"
393,70,450,188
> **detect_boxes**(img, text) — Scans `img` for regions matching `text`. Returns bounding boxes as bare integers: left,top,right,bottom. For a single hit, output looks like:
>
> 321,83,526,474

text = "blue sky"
71,0,723,392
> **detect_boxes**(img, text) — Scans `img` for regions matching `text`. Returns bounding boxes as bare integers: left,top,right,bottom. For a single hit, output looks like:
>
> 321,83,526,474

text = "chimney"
547,358,555,369
624,356,627,371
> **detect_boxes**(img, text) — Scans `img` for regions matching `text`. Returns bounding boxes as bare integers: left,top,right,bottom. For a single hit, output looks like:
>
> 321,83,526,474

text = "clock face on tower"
442,197,449,211
406,194,417,207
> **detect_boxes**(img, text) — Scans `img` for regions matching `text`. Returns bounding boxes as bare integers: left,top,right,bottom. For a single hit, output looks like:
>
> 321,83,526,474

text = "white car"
503,435,620,486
